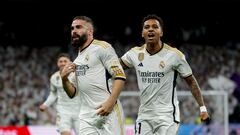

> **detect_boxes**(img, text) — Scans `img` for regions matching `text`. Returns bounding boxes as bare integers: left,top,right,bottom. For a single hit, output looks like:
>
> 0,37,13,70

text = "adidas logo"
138,63,143,67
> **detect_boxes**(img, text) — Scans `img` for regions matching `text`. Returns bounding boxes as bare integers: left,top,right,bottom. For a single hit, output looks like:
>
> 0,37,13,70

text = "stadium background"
1,0,240,134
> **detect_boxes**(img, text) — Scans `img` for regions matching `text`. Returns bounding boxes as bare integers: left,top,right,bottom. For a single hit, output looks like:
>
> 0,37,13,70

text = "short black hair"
57,53,71,61
72,16,94,28
142,14,164,29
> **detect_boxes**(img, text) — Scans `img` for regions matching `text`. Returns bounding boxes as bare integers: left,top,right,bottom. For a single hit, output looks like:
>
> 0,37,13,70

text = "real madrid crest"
138,53,144,62
159,61,165,69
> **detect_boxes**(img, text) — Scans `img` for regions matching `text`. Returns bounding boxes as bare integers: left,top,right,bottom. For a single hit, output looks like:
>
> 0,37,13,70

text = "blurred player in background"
120,14,210,135
39,53,80,135
60,16,126,135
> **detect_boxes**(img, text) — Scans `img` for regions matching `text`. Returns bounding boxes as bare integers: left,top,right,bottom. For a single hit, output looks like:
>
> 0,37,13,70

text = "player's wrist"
42,103,49,108
200,106,207,112
61,76,69,82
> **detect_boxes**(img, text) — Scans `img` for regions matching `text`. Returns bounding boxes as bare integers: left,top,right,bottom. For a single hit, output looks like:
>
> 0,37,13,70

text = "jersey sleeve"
120,49,134,68
173,52,192,78
43,76,57,107
99,44,126,80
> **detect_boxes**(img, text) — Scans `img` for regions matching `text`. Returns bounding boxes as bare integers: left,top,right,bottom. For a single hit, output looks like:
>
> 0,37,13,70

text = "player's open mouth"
72,34,79,40
72,37,79,41
148,33,155,38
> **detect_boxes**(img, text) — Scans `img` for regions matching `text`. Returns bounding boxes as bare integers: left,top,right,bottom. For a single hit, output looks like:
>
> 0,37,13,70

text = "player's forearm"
184,75,205,107
62,78,76,98
43,91,57,107
108,79,125,103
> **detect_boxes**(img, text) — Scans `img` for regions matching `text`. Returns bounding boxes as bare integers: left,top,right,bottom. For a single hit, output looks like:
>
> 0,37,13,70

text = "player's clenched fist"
60,62,76,80
200,106,210,123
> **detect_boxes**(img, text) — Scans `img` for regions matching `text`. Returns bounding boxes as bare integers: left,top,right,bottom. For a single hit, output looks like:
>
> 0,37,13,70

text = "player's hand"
96,100,115,116
39,104,47,112
60,62,76,80
200,112,210,124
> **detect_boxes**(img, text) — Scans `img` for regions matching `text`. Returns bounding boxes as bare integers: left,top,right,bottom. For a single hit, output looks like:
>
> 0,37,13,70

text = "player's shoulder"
92,39,111,49
129,44,145,52
50,71,60,81
163,43,184,58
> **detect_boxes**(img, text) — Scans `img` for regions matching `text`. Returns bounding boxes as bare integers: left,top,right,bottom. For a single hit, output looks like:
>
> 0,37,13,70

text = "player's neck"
146,41,163,55
79,37,94,52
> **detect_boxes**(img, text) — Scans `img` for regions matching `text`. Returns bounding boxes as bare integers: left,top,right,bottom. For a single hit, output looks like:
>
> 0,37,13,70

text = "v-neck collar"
145,42,164,56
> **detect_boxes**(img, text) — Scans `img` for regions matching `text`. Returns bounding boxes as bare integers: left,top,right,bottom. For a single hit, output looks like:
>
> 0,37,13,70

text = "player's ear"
160,31,163,37
88,28,94,36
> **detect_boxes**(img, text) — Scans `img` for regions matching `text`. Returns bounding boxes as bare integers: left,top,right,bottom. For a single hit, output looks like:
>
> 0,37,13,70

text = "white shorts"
135,120,179,135
56,107,80,134
78,102,125,135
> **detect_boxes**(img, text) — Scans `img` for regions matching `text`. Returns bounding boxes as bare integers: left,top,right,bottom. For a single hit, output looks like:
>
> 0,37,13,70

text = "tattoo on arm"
184,75,205,107
62,79,76,98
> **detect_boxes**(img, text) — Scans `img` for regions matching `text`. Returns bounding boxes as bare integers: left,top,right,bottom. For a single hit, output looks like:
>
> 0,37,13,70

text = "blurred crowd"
0,46,60,125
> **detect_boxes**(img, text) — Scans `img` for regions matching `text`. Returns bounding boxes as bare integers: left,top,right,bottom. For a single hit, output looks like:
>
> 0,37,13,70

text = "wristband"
200,106,207,112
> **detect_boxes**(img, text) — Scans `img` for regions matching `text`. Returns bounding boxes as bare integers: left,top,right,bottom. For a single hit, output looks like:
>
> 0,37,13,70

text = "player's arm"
110,79,125,104
120,49,134,70
97,78,125,116
39,78,57,111
184,75,210,121
119,58,130,70
39,90,57,111
96,44,126,116
173,48,210,122
60,63,77,98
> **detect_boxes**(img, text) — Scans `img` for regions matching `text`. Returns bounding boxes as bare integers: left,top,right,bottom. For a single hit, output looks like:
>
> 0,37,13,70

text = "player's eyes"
71,25,82,30
144,25,150,29
76,25,81,29
152,25,159,29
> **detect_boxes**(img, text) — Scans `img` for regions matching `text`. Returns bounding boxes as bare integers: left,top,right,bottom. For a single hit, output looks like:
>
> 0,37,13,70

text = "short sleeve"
173,52,192,78
120,50,134,68
98,44,126,80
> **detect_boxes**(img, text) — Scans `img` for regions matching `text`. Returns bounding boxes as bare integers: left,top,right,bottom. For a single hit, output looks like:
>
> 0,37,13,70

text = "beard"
71,33,88,48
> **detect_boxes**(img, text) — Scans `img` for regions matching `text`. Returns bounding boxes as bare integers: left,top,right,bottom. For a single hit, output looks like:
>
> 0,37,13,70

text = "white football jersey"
69,39,126,124
43,71,80,111
121,43,192,123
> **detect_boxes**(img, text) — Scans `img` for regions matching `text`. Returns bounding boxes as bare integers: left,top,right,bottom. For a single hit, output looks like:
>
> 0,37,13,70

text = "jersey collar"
80,39,94,53
145,42,164,56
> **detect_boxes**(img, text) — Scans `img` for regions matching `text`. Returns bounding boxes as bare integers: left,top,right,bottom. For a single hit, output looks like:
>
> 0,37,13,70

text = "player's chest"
75,53,102,76
133,53,173,72
76,52,102,68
